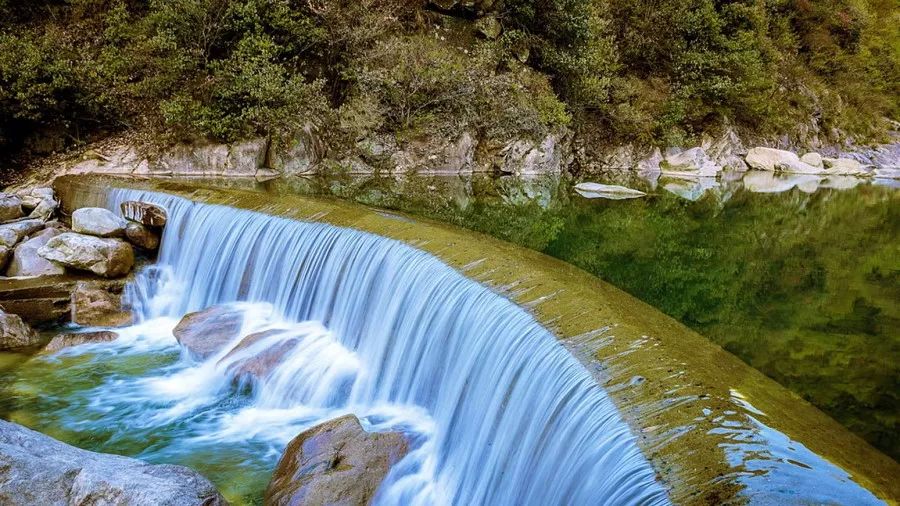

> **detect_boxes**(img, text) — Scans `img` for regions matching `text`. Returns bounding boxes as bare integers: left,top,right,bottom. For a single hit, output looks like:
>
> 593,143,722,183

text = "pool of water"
251,170,899,461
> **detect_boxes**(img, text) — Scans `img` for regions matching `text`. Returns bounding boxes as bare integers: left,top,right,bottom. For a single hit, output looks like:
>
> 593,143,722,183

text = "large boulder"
72,207,127,238
120,201,167,227
800,152,824,168
173,305,246,360
125,222,160,250
71,281,132,327
265,414,410,506
5,228,65,277
660,147,720,177
38,233,134,278
0,419,226,506
269,128,325,176
745,147,823,174
0,194,24,222
0,219,45,247
44,330,119,353
0,309,40,351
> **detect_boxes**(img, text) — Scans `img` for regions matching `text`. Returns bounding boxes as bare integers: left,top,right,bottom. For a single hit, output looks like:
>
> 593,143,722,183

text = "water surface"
252,170,899,460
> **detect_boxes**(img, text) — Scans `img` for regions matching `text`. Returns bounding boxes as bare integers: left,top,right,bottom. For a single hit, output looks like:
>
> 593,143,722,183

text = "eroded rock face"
173,305,246,360
125,222,160,250
0,309,40,351
39,233,134,278
72,207,127,238
5,228,65,277
499,134,569,175
0,420,226,506
265,414,409,506
71,281,132,327
121,201,167,227
44,330,119,352
0,194,24,222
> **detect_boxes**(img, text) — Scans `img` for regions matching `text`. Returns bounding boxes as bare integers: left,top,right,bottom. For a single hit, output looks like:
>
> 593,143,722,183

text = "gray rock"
120,201,167,227
499,133,568,175
5,228,65,277
125,222,160,250
72,207,127,238
268,128,324,176
38,233,134,278
71,281,132,327
28,197,58,221
0,194,24,222
0,219,45,248
44,330,120,352
173,305,246,360
265,414,409,506
0,419,226,506
0,309,40,351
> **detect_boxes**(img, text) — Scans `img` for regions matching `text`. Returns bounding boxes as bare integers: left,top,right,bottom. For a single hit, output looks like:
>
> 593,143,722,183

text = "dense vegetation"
1,0,898,164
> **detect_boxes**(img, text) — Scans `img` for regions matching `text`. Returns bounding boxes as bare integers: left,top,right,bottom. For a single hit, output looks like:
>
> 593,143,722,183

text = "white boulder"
72,207,127,238
574,182,646,200
38,232,134,278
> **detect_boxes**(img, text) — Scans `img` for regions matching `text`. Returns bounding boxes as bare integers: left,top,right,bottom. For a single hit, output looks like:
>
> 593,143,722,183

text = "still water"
255,170,899,461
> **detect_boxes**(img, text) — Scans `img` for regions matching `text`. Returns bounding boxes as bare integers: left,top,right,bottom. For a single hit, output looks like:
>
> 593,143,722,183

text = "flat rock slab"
0,420,226,506
43,330,120,353
574,182,647,200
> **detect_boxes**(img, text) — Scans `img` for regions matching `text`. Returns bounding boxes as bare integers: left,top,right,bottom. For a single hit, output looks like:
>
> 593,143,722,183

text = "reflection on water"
251,170,899,461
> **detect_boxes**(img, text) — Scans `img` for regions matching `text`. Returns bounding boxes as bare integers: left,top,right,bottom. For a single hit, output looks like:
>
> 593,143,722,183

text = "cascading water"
50,188,671,504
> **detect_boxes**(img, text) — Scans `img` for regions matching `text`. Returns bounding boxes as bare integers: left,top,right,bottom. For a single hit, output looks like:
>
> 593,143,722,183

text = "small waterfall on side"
108,188,669,505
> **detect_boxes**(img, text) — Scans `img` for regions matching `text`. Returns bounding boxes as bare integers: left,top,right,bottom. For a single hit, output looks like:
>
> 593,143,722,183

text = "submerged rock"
265,414,409,506
121,201,167,227
218,329,297,384
38,232,134,278
72,207,127,238
71,281,132,327
173,305,246,359
5,228,65,277
44,330,119,352
574,182,647,200
0,309,40,351
0,419,226,506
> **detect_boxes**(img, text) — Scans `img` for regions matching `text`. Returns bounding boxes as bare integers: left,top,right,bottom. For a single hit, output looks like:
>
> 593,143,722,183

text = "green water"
0,348,272,505
256,172,900,461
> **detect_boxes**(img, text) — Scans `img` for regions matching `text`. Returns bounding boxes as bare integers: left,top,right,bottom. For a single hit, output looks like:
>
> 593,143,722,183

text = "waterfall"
107,188,669,505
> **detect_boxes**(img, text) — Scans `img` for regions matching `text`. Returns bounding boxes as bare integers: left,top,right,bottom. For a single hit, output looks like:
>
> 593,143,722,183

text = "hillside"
1,0,898,175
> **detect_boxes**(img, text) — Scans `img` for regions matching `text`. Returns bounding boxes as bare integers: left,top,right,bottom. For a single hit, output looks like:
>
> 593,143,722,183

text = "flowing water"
256,171,899,461
0,188,669,505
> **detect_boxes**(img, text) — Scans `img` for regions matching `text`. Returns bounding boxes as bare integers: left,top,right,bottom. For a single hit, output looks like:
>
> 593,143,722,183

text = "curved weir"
107,188,669,505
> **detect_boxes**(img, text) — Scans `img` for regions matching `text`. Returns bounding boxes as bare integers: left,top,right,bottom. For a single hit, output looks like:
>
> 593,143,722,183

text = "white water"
96,188,669,505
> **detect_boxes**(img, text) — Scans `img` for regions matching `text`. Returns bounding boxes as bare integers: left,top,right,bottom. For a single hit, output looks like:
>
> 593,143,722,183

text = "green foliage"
350,34,569,140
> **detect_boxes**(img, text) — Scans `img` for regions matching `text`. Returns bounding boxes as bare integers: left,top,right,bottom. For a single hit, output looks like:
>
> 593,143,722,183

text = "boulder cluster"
0,188,166,280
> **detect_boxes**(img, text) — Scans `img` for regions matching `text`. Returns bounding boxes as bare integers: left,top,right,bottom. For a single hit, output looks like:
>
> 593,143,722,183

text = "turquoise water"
256,171,900,461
